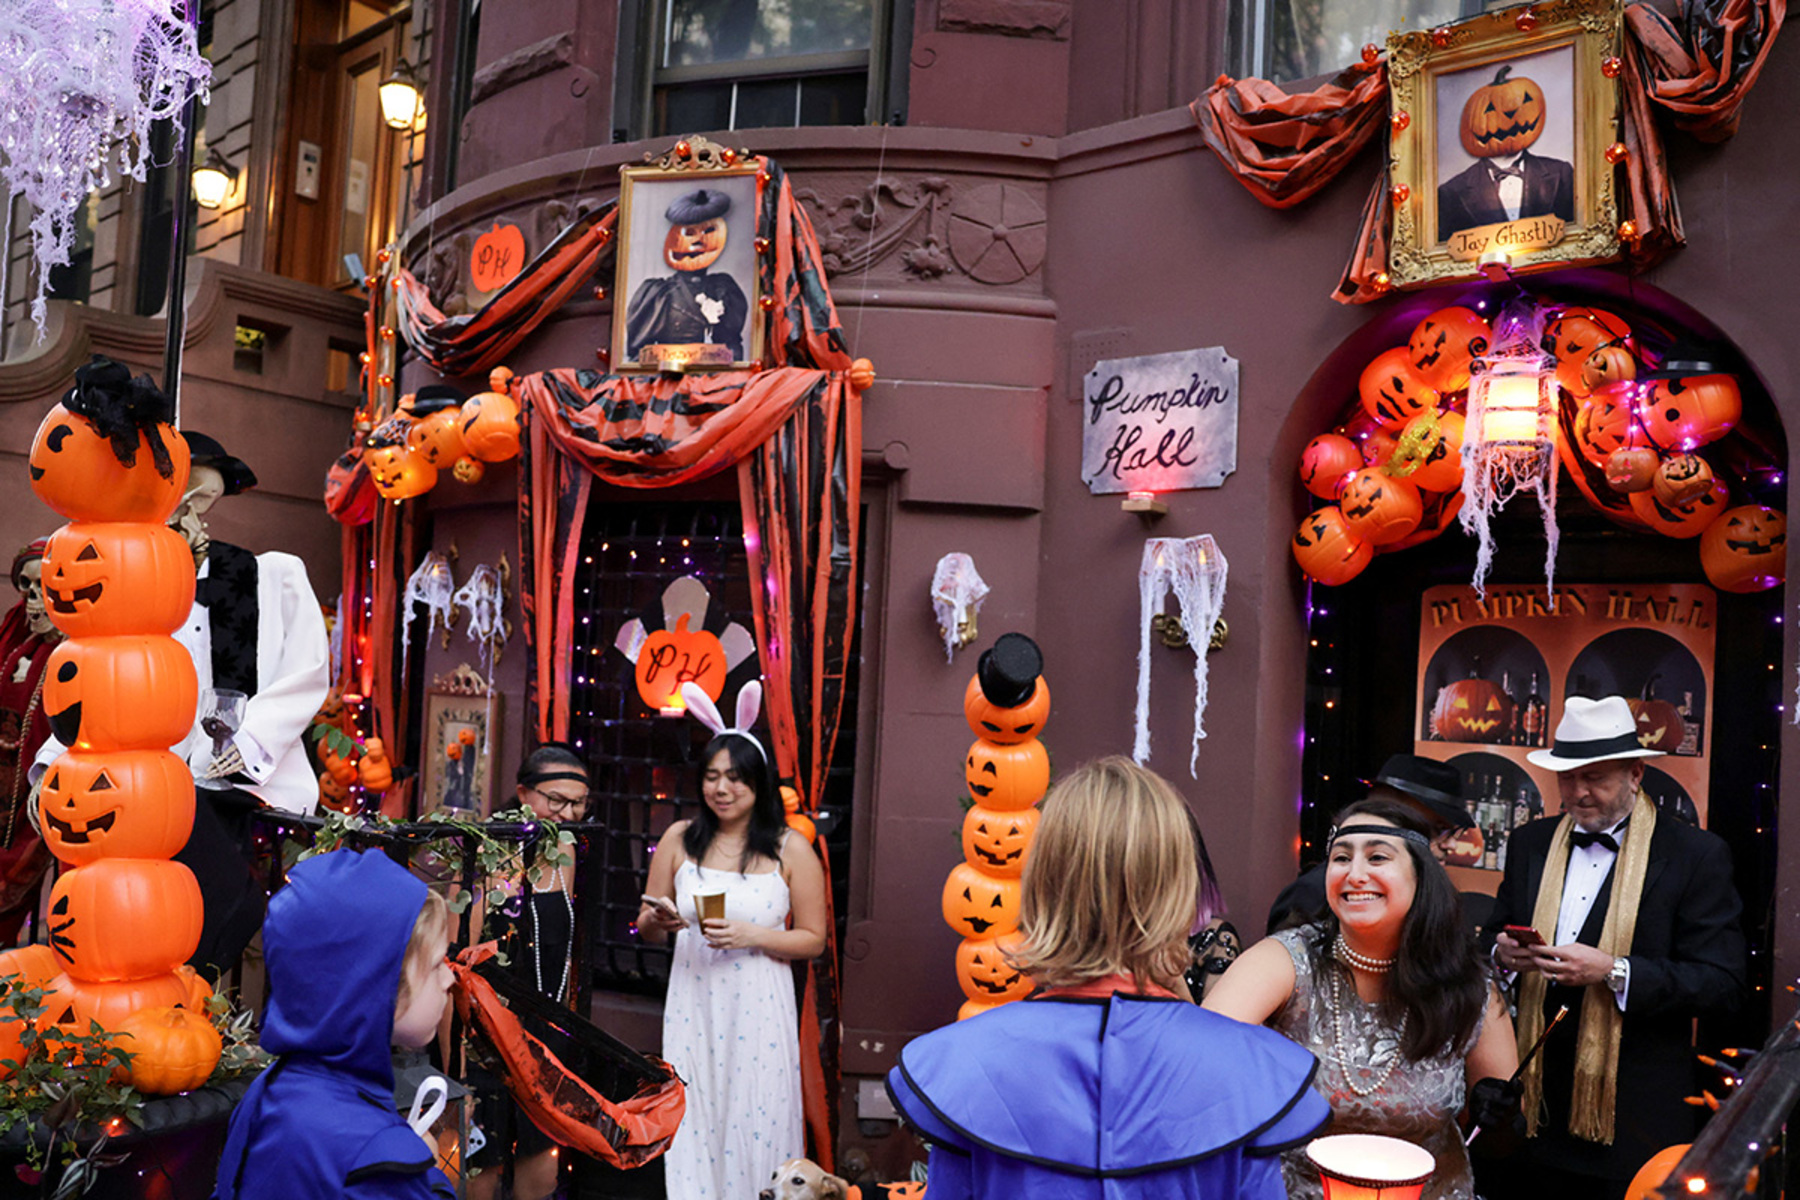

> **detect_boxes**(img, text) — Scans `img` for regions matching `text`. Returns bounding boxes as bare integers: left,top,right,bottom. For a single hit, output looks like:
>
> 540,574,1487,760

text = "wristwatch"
1605,956,1629,994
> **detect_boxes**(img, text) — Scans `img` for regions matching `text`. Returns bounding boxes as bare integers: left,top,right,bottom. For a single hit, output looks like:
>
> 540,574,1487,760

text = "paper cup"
695,890,726,923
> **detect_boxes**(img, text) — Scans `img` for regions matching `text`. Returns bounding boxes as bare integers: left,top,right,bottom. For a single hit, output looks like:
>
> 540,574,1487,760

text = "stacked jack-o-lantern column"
2,366,221,1092
940,633,1051,1021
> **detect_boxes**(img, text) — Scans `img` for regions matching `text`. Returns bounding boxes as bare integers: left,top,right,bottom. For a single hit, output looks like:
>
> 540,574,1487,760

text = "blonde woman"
887,757,1329,1199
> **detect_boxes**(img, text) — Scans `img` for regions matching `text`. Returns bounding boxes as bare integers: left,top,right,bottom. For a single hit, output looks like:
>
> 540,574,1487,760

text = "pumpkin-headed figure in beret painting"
623,187,750,363
1436,54,1576,242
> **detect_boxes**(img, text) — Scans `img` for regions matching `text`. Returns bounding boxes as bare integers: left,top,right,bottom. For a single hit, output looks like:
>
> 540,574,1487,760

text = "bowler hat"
665,188,731,224
1526,695,1662,771
974,632,1043,709
180,431,258,494
1369,753,1472,829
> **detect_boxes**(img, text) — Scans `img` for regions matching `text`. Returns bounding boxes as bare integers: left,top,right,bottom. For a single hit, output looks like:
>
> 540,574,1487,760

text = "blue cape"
213,850,453,1199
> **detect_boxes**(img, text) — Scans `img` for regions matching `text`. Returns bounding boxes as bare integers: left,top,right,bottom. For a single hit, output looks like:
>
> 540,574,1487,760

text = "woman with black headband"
467,742,592,1200
1205,797,1519,1200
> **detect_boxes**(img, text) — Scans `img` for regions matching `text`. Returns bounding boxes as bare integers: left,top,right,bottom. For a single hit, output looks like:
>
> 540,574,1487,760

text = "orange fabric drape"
1192,64,1388,210
1624,0,1788,142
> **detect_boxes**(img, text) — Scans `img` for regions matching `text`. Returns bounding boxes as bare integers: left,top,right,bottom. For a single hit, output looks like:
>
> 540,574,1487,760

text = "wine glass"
196,688,248,790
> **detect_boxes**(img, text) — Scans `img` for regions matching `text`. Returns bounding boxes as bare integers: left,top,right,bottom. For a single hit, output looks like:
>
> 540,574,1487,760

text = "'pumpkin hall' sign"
1081,346,1239,496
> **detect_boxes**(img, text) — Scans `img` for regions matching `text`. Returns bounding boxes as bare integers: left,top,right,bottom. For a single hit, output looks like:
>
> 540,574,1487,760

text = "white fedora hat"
1526,695,1664,771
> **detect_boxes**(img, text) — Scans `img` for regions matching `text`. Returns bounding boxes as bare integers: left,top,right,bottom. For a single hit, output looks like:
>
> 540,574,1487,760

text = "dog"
759,1157,851,1200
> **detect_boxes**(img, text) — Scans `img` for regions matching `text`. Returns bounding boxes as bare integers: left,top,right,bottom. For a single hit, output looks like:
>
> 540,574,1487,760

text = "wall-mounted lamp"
1122,490,1168,517
191,148,238,209
379,60,425,130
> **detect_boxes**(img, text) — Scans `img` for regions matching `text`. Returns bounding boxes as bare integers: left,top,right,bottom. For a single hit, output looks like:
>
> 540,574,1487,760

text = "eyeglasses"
528,787,593,815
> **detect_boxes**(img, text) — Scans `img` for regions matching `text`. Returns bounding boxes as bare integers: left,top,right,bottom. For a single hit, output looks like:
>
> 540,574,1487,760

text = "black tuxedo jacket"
1437,150,1576,241
1485,814,1746,1181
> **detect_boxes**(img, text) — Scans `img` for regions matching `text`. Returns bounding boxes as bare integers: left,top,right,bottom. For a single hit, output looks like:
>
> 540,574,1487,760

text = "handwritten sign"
1082,347,1238,495
470,222,526,293
1446,216,1565,262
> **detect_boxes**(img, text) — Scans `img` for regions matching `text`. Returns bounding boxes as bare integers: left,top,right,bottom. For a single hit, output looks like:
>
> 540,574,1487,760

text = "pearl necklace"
1334,933,1395,973
1328,964,1408,1097
528,865,576,1005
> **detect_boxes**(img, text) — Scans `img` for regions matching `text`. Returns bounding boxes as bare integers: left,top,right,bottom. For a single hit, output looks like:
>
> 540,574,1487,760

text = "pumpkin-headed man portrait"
1436,57,1576,241
623,186,750,362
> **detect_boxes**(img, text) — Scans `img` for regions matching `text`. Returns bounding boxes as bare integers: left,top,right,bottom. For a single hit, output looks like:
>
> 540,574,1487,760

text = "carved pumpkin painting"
961,804,1040,879
39,750,194,867
48,859,203,981
1629,477,1728,539
1650,454,1714,509
1409,410,1466,493
954,933,1032,1005
1339,469,1423,546
45,636,198,751
1699,505,1786,593
1641,374,1742,451
664,218,728,273
111,1004,222,1095
940,863,1021,938
1407,307,1491,394
1627,698,1686,754
1430,678,1514,743
634,614,727,711
1358,348,1440,430
1605,447,1661,494
1299,434,1364,500
41,523,196,639
1292,507,1373,587
1460,65,1546,158
470,222,527,294
459,389,522,463
28,406,191,525
964,739,1050,812
962,674,1051,744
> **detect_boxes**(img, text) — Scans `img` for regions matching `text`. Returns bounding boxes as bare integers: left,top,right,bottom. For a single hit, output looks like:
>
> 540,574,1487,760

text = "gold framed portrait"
1387,0,1623,289
420,685,502,818
611,140,764,374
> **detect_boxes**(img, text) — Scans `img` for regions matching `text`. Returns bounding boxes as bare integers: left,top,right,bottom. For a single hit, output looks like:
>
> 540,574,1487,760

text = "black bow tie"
194,574,223,608
1489,162,1525,181
1571,826,1623,852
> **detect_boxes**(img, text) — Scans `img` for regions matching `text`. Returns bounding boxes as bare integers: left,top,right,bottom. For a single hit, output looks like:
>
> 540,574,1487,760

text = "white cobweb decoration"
401,551,455,672
1134,535,1228,778
1458,300,1559,600
454,564,509,679
0,0,211,333
930,552,989,663
613,575,756,672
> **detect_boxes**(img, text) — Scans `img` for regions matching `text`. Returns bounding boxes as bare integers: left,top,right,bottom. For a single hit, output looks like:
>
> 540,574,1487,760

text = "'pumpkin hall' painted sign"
1081,346,1238,496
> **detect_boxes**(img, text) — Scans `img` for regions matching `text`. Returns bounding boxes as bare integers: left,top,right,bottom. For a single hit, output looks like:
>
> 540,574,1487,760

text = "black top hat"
180,431,258,495
1368,754,1471,829
1641,340,1725,380
975,633,1043,709
407,384,468,416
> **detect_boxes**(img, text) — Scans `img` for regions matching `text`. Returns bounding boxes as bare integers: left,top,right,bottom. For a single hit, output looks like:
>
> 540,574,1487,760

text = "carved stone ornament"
949,183,1047,284
642,133,754,172
1386,0,1623,289
798,176,1047,285
430,662,493,697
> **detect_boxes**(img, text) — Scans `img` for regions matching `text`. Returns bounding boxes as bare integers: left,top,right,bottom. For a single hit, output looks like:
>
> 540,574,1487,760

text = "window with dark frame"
1227,0,1481,84
567,500,860,997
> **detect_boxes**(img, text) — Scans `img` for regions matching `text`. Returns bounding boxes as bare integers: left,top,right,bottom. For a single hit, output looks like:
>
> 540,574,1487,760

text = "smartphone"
1503,924,1545,948
641,894,682,919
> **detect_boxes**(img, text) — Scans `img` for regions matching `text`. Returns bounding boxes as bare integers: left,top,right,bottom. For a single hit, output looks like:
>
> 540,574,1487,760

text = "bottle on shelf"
1493,822,1509,872
1521,671,1547,748
1677,690,1699,756
1501,670,1518,745
1512,782,1534,830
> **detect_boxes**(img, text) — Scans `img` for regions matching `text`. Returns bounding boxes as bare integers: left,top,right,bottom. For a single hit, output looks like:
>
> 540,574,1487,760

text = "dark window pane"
46,197,95,305
667,0,873,68
655,81,734,137
734,78,798,129
1235,0,1463,82
799,71,865,125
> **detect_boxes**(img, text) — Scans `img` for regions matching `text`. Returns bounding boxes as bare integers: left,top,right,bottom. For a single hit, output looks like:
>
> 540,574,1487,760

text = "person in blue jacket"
213,849,456,1199
887,756,1329,1199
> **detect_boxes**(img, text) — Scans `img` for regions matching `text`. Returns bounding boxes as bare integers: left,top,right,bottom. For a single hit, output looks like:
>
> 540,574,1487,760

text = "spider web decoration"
930,552,988,662
0,0,211,334
1135,535,1228,778
454,564,508,680
400,551,455,672
1459,300,1558,600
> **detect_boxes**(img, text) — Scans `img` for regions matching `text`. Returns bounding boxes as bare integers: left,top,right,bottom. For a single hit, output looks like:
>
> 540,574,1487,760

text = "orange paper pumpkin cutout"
46,635,198,752
941,863,1021,939
49,859,204,982
963,739,1050,812
29,406,191,524
42,522,196,639
471,223,527,293
39,749,195,866
635,614,727,711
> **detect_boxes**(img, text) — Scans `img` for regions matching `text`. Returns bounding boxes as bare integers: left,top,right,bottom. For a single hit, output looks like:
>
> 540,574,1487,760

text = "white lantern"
1306,1134,1435,1200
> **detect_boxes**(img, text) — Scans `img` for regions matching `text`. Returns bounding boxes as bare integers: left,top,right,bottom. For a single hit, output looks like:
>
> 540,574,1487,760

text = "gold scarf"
1516,791,1656,1144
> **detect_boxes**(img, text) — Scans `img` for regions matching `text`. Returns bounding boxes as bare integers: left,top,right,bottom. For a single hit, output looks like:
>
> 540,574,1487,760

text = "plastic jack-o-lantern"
1543,306,1632,397
1408,307,1491,394
1358,348,1440,430
406,410,468,468
1339,470,1423,547
1700,505,1786,593
41,523,196,639
111,1005,222,1095
366,423,438,501
1431,678,1514,743
0,945,59,1076
1292,507,1373,586
39,972,195,1039
954,933,1032,1005
29,407,192,525
38,750,195,867
964,739,1050,812
1360,430,1399,470
962,674,1051,745
46,636,198,751
1580,344,1638,394
1605,447,1661,494
49,859,203,982
1404,410,1466,493
1460,65,1545,158
635,614,727,712
941,863,1022,939
1575,387,1649,468
1650,454,1714,509
1299,434,1364,500
1641,374,1742,451
665,218,728,273
1630,477,1728,539
961,804,1040,879
460,379,522,463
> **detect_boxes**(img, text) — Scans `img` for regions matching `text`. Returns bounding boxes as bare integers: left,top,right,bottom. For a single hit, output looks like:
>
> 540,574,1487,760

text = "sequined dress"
1270,926,1479,1200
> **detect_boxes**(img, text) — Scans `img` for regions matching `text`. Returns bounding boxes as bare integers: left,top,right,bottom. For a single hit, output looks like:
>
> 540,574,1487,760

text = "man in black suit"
1488,696,1744,1200
1438,148,1576,241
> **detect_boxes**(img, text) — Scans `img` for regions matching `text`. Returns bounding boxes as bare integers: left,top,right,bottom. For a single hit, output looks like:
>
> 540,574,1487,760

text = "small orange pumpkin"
49,859,204,982
1339,470,1423,546
963,739,1050,812
954,933,1032,1004
319,772,357,814
1299,434,1363,500
46,635,198,752
962,674,1051,745
1650,454,1714,509
635,614,727,712
38,749,194,866
1574,387,1649,468
1292,507,1373,587
1543,306,1632,397
940,863,1021,939
358,737,394,792
1407,307,1491,394
1580,344,1638,394
1460,65,1546,158
1699,505,1786,593
460,389,521,462
1627,697,1686,754
961,804,1040,878
366,419,438,501
111,1005,222,1094
28,405,191,524
41,523,196,639
1358,348,1440,430
1605,447,1661,493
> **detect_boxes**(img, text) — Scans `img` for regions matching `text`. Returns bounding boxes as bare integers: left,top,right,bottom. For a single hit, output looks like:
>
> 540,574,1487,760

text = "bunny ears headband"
680,680,767,764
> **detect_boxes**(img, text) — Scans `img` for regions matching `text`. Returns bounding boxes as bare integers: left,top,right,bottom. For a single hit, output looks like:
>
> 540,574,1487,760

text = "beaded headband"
1327,822,1432,850
680,680,767,764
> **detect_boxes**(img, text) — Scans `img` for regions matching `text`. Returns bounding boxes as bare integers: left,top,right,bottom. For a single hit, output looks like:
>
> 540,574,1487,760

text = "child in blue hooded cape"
887,757,1329,1199
213,849,456,1199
